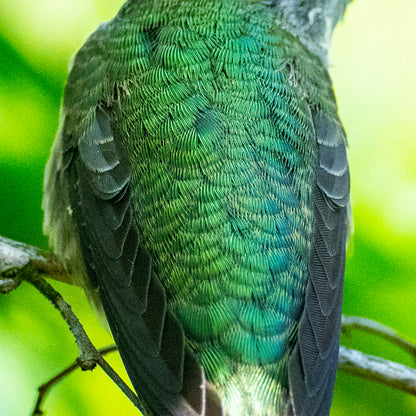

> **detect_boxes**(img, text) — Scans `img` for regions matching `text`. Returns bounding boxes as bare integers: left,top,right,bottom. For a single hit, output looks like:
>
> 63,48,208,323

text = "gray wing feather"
288,110,349,415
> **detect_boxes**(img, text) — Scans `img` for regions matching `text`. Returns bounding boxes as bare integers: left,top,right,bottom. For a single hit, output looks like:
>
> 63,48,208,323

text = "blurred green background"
1,0,415,415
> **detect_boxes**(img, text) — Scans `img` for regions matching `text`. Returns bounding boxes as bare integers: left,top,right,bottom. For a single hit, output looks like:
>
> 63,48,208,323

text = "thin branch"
338,346,416,396
26,274,143,411
32,345,118,416
342,315,416,361
1,235,144,413
0,235,70,289
25,273,101,369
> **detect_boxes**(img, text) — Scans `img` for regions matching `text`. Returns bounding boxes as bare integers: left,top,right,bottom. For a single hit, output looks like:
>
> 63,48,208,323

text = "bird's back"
44,1,349,415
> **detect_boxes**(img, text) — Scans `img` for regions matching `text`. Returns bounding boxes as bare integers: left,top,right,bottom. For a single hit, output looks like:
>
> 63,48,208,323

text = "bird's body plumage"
43,1,350,415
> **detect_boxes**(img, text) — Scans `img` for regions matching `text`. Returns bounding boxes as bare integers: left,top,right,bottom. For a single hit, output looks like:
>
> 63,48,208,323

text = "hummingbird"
43,0,351,415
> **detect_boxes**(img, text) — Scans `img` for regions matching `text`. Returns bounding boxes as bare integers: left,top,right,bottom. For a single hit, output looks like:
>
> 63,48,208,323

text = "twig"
342,315,416,361
0,235,70,290
32,345,118,416
0,235,143,413
25,273,102,369
26,274,142,411
338,346,416,396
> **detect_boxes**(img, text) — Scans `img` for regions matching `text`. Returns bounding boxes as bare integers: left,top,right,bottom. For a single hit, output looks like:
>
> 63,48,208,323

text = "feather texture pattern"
43,1,350,415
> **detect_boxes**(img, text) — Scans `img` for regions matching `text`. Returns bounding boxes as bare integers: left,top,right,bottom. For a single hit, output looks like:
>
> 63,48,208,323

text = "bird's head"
267,0,353,64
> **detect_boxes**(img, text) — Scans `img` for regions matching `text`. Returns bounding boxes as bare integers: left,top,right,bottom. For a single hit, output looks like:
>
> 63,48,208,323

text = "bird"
43,0,351,415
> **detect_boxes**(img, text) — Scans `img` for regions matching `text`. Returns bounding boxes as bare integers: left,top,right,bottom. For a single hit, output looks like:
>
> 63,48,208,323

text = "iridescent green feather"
44,1,349,415
109,2,316,413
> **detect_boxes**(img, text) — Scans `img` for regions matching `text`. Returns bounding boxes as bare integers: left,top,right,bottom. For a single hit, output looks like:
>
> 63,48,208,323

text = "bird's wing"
287,110,350,415
59,106,222,416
